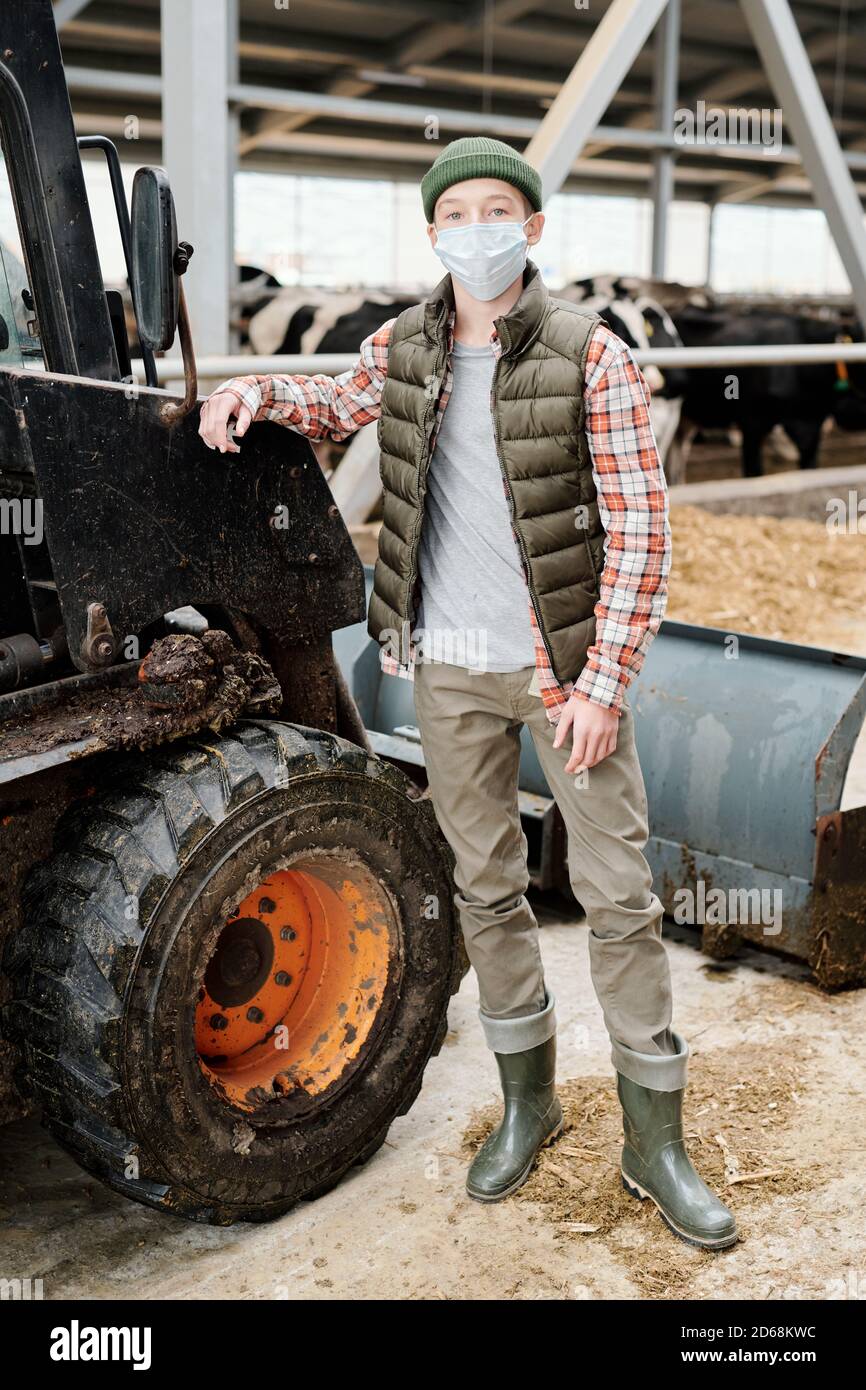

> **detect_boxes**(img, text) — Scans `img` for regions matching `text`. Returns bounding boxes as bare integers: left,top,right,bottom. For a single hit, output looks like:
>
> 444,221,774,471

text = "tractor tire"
2,721,462,1225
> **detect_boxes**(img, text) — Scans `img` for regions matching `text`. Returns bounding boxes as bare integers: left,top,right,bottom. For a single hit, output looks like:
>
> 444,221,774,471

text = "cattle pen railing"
136,340,866,384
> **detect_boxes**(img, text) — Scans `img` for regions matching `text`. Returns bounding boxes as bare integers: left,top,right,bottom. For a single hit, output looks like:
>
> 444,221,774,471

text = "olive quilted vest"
368,261,606,684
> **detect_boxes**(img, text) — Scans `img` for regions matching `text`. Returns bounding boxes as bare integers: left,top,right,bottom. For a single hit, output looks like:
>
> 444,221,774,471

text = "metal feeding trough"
335,567,866,988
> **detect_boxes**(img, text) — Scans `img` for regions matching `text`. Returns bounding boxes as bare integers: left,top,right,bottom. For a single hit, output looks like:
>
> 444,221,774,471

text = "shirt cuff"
572,660,628,713
213,375,264,420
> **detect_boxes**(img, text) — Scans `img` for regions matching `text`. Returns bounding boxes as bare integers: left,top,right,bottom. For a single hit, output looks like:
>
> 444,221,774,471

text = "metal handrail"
135,339,866,385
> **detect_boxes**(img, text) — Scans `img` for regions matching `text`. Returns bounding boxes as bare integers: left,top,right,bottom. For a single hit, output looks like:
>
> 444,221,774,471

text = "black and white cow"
559,275,687,468
246,286,416,357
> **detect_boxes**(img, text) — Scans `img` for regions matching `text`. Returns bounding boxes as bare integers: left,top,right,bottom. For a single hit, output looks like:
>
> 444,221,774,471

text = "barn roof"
57,0,866,208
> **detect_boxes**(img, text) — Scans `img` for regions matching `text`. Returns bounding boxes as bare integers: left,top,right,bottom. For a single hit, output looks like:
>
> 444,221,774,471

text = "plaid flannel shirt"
215,313,670,721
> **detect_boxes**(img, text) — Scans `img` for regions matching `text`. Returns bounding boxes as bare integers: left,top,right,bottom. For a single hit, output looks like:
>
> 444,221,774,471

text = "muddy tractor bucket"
334,567,866,988
632,622,866,988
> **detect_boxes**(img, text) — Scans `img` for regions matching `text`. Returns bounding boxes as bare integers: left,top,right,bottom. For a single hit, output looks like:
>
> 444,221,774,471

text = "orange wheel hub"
195,861,394,1111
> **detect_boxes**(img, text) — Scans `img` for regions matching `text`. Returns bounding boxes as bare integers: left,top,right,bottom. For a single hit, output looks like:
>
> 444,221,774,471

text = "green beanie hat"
421,136,542,223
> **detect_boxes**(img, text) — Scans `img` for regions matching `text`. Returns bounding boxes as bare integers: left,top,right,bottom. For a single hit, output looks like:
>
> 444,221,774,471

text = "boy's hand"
553,695,619,774
199,389,253,454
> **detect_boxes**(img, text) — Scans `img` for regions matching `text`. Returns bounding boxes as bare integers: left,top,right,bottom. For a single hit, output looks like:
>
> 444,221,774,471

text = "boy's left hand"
553,695,619,774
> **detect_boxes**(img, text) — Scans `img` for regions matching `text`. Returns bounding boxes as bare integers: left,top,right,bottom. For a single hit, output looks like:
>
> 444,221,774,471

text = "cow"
246,286,416,357
560,275,687,466
671,305,866,477
237,284,416,488
234,264,283,344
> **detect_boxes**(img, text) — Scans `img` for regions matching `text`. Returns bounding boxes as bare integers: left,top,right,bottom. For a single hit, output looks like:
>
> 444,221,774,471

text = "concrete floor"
1,912,865,1301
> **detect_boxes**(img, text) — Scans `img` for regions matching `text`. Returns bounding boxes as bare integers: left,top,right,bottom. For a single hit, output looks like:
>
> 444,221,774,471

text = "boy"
199,137,736,1249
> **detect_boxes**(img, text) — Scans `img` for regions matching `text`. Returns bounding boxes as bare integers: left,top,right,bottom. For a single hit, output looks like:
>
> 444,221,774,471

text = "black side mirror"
130,166,180,352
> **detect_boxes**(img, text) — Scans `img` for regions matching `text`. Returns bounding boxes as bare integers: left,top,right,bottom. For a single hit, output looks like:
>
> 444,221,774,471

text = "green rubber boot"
466,1033,563,1202
617,1061,738,1250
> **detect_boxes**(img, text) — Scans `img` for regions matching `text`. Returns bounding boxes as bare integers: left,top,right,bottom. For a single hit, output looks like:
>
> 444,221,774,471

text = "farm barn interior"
0,0,866,1327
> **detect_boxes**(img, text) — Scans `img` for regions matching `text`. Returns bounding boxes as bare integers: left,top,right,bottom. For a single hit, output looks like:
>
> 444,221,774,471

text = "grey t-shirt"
416,339,536,672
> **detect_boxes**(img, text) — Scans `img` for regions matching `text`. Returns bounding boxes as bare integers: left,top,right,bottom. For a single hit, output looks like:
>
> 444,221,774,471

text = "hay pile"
668,505,866,652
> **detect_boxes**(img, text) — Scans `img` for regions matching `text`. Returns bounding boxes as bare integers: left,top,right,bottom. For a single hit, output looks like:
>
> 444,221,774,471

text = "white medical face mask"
432,216,533,301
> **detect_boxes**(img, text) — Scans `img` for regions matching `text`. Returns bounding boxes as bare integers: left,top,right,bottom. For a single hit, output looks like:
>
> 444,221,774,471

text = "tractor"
0,0,461,1224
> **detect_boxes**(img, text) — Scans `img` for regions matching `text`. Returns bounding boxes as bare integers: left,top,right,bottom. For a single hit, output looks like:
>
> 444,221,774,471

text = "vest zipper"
490,356,558,674
404,341,448,661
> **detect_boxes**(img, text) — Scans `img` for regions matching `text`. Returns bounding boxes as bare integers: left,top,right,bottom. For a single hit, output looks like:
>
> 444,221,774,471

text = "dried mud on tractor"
0,631,282,763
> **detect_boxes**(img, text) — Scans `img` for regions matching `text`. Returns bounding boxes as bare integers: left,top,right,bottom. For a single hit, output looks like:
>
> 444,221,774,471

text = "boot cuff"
478,990,557,1055
611,1030,689,1092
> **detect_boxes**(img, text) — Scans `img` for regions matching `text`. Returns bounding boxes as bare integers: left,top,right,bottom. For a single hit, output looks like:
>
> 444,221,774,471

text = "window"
0,141,44,369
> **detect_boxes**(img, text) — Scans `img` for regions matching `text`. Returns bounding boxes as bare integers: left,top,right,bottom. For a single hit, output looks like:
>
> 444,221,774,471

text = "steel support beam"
231,80,540,140
52,0,91,27
739,0,866,325
226,0,240,351
524,0,670,199
65,65,162,98
161,0,236,356
650,0,680,277
706,200,718,288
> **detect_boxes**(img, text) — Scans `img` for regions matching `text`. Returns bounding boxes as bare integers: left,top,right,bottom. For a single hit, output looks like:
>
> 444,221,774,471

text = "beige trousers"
413,659,684,1086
